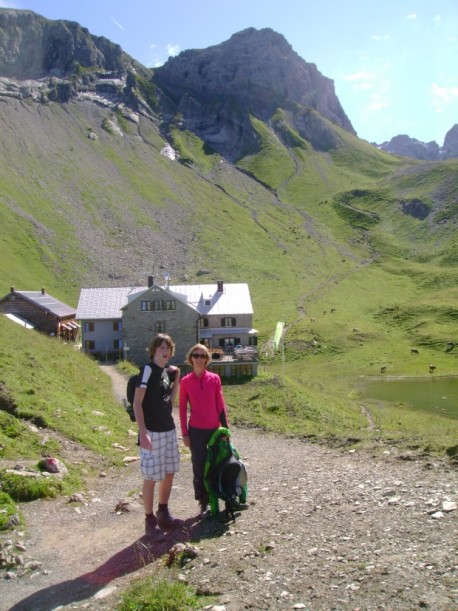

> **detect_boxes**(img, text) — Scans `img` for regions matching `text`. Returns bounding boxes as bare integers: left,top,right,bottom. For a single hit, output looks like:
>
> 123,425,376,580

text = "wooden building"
0,287,79,341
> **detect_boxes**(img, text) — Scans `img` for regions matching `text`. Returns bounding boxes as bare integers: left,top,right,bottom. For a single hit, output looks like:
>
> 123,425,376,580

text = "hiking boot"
198,500,210,517
144,513,165,541
156,507,184,532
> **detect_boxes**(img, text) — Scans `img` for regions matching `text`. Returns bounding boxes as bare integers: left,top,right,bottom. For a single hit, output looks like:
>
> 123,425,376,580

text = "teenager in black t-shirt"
133,333,184,537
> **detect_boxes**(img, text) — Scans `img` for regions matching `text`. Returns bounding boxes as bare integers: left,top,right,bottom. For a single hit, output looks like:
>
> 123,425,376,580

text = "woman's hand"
167,365,181,381
182,435,191,448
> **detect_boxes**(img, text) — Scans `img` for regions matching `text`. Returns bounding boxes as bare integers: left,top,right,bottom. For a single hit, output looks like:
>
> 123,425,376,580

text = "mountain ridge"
376,125,458,161
0,7,457,364
1,9,455,161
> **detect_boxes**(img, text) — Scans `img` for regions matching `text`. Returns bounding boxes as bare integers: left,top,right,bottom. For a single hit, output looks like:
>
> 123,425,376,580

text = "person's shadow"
9,513,231,611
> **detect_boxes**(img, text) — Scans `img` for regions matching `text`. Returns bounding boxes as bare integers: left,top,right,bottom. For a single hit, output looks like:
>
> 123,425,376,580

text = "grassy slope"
0,315,135,464
0,99,457,458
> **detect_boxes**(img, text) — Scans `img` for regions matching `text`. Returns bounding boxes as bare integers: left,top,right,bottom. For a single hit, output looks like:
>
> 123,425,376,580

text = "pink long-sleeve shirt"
179,370,228,436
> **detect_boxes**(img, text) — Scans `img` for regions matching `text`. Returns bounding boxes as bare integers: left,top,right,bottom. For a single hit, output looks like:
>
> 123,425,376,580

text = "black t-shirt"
137,362,175,432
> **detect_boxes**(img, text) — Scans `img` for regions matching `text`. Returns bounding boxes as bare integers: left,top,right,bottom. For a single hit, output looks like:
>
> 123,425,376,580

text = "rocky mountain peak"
441,123,458,159
377,124,458,161
153,27,355,160
0,8,128,79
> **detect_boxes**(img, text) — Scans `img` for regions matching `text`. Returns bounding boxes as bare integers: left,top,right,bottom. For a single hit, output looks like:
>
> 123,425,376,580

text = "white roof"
76,286,144,319
168,283,253,316
76,282,253,319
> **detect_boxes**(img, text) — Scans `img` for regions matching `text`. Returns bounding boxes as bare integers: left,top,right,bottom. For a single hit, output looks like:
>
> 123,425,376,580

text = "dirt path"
1,365,457,610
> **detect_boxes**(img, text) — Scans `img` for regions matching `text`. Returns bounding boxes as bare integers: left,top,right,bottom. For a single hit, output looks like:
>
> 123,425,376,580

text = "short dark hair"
149,333,175,359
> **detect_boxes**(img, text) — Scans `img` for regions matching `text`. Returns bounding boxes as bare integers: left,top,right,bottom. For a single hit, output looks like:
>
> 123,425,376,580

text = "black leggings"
188,426,218,502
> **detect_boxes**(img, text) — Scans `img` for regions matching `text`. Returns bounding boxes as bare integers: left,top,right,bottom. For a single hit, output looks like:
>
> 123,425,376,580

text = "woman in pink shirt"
179,343,228,515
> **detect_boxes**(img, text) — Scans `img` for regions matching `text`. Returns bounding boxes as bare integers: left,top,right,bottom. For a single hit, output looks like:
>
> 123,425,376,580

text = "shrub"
0,471,63,502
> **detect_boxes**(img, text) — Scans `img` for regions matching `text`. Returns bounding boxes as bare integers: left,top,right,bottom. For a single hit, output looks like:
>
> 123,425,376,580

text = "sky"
1,0,457,145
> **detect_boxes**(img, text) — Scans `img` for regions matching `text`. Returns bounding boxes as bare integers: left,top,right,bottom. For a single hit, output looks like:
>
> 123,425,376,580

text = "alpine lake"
362,376,458,420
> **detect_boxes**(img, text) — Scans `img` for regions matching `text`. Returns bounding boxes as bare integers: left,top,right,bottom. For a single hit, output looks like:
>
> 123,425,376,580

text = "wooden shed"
0,287,79,341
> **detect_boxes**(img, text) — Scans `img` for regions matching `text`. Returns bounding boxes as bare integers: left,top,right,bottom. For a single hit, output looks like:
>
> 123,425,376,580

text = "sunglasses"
191,353,207,359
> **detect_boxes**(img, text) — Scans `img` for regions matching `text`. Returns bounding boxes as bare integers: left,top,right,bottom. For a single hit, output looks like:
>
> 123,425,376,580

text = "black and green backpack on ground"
204,427,248,521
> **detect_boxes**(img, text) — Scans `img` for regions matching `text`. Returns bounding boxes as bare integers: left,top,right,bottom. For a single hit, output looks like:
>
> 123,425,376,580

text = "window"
249,336,258,346
141,301,151,311
221,317,236,327
230,364,253,377
155,321,165,333
114,339,123,350
205,299,211,306
84,322,94,332
152,299,176,311
85,340,95,350
200,317,209,328
113,321,122,331
219,338,240,347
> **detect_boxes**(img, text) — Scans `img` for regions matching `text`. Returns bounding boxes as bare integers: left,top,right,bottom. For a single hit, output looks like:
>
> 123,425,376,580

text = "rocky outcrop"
0,9,154,107
153,27,356,160
441,124,458,159
377,125,458,160
0,9,128,79
378,135,439,161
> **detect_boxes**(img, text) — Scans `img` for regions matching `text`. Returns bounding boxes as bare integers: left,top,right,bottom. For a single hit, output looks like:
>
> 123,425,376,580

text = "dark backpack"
124,362,172,422
204,427,248,521
124,371,140,421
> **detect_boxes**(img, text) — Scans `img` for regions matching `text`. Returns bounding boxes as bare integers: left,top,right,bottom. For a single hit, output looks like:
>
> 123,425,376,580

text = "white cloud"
431,82,458,109
406,13,417,20
371,34,390,41
368,95,390,111
166,44,180,57
343,71,372,82
355,83,374,91
433,15,442,26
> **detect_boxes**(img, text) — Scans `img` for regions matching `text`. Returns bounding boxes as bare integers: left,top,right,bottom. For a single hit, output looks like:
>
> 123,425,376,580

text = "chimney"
41,288,45,295
148,275,154,287
217,280,224,293
10,286,14,293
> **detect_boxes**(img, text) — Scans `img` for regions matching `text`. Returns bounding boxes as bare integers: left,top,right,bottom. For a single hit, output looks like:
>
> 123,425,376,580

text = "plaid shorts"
140,429,180,481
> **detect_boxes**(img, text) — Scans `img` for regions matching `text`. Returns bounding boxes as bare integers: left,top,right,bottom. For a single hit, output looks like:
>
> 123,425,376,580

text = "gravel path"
1,365,457,611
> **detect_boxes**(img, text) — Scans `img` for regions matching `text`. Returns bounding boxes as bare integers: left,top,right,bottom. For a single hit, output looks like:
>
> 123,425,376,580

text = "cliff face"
441,124,458,159
0,9,127,79
153,28,356,160
0,9,154,109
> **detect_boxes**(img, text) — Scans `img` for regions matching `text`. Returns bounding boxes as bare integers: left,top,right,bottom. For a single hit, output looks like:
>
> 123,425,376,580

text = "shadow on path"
9,514,229,611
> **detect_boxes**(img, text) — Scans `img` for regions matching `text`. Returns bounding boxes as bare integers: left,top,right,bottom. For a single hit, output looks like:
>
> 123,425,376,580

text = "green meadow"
1,96,457,484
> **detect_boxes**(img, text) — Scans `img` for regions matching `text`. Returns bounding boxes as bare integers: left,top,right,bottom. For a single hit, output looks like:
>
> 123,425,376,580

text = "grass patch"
0,491,19,531
236,115,296,189
0,471,64,502
117,576,212,610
